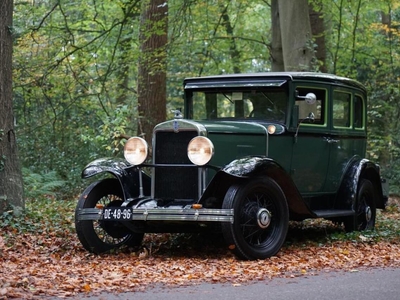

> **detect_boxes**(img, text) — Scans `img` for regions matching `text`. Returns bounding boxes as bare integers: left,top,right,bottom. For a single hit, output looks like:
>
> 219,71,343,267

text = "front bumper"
76,207,234,223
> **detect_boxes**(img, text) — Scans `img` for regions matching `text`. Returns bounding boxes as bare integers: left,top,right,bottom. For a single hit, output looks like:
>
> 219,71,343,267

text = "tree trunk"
220,3,241,74
309,1,327,72
278,0,316,71
137,0,168,147
0,0,24,213
270,0,284,71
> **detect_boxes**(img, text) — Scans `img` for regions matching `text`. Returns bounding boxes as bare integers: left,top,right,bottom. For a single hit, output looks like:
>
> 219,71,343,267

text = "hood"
199,120,286,135
154,119,286,136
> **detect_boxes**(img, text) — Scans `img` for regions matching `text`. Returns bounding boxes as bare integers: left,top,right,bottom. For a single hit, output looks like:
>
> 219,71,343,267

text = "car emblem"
173,120,179,132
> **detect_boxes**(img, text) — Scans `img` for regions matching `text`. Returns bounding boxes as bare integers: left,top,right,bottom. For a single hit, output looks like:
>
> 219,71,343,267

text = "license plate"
102,208,132,220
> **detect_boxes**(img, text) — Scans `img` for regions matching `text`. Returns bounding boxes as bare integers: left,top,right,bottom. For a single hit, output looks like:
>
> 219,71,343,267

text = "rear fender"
81,158,151,200
336,157,386,209
201,156,315,220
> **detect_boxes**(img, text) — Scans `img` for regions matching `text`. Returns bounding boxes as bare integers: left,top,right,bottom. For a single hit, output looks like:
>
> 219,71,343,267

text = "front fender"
81,158,151,200
202,156,315,220
222,156,277,177
82,157,131,179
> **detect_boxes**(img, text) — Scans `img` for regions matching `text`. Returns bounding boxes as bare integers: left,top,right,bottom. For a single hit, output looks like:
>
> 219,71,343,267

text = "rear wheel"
222,178,289,260
344,179,376,232
75,178,144,254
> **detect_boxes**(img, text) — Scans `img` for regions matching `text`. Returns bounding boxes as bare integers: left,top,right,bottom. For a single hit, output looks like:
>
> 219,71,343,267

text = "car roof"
183,72,366,93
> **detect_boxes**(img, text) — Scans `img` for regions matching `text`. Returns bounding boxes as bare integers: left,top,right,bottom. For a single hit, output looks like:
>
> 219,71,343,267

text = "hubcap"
257,208,271,229
365,206,372,222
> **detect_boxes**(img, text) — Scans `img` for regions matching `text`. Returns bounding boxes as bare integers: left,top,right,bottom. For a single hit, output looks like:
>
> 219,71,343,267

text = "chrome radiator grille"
153,131,198,200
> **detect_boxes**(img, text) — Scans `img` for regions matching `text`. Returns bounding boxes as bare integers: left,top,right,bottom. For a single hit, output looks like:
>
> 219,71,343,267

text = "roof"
183,72,366,92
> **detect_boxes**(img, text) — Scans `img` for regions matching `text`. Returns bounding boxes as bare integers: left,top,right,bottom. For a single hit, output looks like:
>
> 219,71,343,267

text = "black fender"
200,156,315,220
336,157,385,210
81,158,151,200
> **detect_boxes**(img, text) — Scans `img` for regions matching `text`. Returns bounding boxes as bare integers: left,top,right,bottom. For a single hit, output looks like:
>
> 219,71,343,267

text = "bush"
22,168,66,199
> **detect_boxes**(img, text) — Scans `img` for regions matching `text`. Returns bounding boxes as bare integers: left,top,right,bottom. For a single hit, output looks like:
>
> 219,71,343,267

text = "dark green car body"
75,72,388,260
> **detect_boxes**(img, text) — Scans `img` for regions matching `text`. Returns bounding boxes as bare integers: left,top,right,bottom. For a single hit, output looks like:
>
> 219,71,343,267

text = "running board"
312,209,355,218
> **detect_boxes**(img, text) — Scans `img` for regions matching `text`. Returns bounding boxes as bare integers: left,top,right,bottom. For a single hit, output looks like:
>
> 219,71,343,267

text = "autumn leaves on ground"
1,198,400,299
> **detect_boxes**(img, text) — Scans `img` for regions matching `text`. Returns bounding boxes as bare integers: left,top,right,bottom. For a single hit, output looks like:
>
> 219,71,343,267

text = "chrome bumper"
77,207,234,223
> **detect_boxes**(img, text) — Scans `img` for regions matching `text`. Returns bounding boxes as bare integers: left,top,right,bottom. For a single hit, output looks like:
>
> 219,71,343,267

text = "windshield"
187,88,288,123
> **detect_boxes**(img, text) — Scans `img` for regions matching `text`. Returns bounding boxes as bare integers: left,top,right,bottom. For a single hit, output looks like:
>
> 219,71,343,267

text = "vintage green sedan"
75,72,388,260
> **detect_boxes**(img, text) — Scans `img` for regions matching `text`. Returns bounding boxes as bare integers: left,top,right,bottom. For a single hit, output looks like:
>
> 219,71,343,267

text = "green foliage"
22,168,66,199
13,0,141,197
321,0,400,193
0,197,75,237
10,0,400,197
12,0,273,199
81,105,134,153
167,0,272,114
0,205,24,230
329,211,400,243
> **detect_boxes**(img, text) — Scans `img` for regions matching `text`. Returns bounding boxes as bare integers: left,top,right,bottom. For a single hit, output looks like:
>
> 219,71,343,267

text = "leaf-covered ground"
1,198,400,299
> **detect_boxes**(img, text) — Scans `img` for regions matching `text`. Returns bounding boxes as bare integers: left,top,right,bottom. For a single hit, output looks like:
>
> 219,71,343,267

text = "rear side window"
354,95,364,129
333,91,351,128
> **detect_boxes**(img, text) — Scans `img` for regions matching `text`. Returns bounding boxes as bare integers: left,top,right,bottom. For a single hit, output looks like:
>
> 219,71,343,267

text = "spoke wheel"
344,179,376,232
222,178,289,260
75,178,143,254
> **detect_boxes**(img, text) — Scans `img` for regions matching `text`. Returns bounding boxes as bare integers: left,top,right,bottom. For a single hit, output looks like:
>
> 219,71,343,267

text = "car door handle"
324,137,339,144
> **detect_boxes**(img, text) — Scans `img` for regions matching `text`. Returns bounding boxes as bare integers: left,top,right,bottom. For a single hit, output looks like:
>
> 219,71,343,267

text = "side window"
295,87,326,125
354,95,364,129
333,91,351,128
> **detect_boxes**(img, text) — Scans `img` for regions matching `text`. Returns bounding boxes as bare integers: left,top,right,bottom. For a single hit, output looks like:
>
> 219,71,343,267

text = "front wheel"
344,179,376,232
222,178,289,260
75,178,144,254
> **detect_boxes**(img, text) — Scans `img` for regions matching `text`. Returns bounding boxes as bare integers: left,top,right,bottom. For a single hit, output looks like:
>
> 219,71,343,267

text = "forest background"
7,0,400,202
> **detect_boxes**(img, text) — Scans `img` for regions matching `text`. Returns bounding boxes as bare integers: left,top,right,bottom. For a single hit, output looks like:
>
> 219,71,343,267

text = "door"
290,85,330,194
324,89,367,193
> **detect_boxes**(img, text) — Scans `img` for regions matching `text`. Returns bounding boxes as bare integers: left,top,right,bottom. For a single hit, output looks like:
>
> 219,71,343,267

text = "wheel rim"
95,195,131,246
356,191,373,230
365,206,372,222
257,208,272,229
238,190,278,248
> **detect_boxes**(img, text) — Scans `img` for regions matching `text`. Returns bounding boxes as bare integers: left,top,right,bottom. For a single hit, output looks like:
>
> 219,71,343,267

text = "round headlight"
124,137,148,165
187,136,214,166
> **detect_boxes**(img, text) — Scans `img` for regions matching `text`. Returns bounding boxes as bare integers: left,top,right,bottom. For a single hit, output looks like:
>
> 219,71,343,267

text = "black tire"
75,178,144,254
344,179,376,232
222,178,289,260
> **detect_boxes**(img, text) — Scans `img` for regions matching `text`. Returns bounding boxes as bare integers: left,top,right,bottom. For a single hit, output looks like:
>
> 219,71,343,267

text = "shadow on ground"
130,219,347,259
